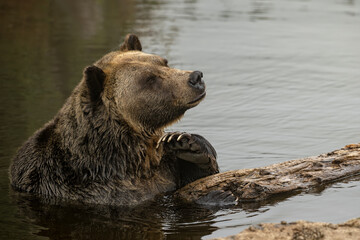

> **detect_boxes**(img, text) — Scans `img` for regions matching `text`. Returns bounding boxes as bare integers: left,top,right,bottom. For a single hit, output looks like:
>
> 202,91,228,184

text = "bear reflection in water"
10,34,219,206
10,189,218,240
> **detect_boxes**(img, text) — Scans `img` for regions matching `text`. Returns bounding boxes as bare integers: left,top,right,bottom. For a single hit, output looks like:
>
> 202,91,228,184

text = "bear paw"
156,132,218,173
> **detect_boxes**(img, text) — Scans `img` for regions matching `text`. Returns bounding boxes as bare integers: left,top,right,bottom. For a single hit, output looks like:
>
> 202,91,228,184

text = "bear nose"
188,71,204,90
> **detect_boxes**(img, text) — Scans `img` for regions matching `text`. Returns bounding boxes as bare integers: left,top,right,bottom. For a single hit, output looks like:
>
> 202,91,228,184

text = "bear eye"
146,75,158,84
164,59,168,66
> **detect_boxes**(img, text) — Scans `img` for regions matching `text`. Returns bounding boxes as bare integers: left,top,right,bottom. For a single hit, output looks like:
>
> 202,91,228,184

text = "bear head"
83,34,206,133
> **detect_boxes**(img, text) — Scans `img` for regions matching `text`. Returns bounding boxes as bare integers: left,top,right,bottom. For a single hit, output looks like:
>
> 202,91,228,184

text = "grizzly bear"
10,34,219,206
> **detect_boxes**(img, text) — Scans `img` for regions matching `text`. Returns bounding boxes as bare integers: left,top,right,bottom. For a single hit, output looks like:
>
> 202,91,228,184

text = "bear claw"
177,133,191,142
167,132,181,142
156,132,192,149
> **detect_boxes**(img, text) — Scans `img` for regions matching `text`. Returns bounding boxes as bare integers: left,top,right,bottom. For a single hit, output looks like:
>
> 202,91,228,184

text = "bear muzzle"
187,91,206,105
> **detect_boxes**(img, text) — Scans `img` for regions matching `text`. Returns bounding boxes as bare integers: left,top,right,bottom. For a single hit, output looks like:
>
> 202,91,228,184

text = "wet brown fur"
9,34,218,206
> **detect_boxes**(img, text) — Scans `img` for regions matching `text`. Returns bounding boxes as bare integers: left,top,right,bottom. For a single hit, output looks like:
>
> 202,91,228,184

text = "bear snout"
188,71,205,92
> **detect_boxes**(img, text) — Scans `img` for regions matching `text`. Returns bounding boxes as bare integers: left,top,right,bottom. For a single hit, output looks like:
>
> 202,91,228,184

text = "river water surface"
0,0,359,239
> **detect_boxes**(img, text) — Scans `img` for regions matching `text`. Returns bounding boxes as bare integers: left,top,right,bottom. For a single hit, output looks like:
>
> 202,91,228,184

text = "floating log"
211,218,360,240
175,143,360,204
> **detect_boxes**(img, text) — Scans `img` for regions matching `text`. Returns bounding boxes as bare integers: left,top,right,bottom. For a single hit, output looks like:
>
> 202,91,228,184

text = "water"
0,0,359,239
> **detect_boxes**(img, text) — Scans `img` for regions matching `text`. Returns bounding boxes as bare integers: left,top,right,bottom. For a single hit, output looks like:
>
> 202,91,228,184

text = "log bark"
175,143,360,204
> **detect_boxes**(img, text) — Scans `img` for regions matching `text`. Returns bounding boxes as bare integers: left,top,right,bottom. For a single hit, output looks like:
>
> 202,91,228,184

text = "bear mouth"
188,92,206,105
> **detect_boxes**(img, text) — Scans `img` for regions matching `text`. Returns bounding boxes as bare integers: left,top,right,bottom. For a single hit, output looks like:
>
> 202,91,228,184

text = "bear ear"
119,34,142,52
84,65,106,103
